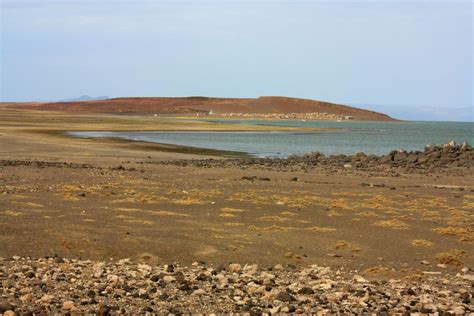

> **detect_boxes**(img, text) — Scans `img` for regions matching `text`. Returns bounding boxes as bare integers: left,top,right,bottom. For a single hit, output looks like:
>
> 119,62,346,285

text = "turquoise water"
69,121,473,157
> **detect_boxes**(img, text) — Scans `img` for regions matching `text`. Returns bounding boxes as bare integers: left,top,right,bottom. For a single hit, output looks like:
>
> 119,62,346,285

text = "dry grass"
113,192,168,204
328,198,349,210
14,201,44,208
60,184,104,201
150,210,189,217
62,193,80,201
433,226,468,236
115,215,154,225
463,200,474,210
445,208,472,226
220,207,246,213
219,213,236,218
116,207,142,212
8,194,29,199
259,215,288,222
334,240,349,249
333,192,372,198
436,249,468,266
229,191,329,209
173,197,207,205
433,227,474,243
186,189,222,199
305,226,336,233
373,219,409,230
410,239,434,247
1,210,22,216
363,266,391,275
356,211,380,217
327,210,343,217
262,225,291,232
224,222,244,227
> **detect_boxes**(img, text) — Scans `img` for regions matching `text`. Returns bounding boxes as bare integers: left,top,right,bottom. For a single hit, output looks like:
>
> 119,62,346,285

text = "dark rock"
276,291,295,302
25,271,35,278
197,273,211,281
86,290,95,298
158,293,169,300
98,305,111,316
179,282,191,292
0,302,14,313
297,287,314,295
242,176,257,181
394,151,408,161
174,271,186,284
460,292,470,304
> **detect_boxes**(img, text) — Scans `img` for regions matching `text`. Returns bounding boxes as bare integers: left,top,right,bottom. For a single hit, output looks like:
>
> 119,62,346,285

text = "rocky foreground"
0,257,472,314
158,141,473,173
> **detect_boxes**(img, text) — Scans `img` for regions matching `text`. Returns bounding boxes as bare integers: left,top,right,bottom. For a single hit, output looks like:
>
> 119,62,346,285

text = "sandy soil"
0,110,473,278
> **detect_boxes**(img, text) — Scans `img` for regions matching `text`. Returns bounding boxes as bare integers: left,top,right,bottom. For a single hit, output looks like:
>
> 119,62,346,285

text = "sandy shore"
0,110,473,313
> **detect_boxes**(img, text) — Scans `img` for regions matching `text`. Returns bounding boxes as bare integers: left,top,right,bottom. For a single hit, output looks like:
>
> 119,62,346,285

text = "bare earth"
0,95,396,121
0,110,473,313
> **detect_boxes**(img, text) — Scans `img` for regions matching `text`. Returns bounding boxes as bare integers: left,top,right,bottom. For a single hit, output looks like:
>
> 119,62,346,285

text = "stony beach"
158,141,474,174
1,256,472,314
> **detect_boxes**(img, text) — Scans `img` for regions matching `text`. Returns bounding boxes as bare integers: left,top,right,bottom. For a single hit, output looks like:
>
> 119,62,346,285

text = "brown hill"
0,96,397,121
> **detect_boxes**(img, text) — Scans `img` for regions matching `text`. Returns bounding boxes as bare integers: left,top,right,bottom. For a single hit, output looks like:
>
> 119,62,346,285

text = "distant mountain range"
58,95,109,102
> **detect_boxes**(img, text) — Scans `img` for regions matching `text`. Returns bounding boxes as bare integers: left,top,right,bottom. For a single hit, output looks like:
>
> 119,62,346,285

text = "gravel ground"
0,256,472,314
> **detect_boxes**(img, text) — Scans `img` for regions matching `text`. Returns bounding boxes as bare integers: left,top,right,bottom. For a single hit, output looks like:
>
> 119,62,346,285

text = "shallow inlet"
67,120,474,157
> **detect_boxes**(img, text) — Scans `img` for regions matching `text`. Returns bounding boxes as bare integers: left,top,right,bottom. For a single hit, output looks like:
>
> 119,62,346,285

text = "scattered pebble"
0,256,471,313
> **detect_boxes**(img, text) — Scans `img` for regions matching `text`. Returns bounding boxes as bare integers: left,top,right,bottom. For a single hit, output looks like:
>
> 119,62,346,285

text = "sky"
0,0,472,121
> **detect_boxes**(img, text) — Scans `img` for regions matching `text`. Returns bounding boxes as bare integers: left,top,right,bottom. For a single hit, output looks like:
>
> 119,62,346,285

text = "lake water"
68,120,474,157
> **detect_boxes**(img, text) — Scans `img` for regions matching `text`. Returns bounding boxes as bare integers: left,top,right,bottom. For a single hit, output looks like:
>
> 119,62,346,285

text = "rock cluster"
158,141,473,172
0,160,96,170
0,160,137,172
0,256,472,314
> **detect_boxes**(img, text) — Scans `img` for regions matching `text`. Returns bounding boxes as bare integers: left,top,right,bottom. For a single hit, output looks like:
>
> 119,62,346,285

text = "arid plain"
1,109,472,271
0,108,473,313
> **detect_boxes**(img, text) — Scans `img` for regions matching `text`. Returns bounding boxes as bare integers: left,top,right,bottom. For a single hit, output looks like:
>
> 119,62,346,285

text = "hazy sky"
1,0,472,121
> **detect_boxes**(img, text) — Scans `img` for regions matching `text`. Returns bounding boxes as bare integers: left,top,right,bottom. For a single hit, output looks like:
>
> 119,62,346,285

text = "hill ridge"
0,96,397,121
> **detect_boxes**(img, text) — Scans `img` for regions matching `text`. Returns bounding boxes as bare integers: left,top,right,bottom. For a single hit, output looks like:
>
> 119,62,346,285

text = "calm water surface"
69,120,473,157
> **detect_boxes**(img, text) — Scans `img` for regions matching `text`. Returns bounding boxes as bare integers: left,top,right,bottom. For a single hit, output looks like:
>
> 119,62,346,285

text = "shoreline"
65,129,474,162
57,130,249,158
0,109,473,314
